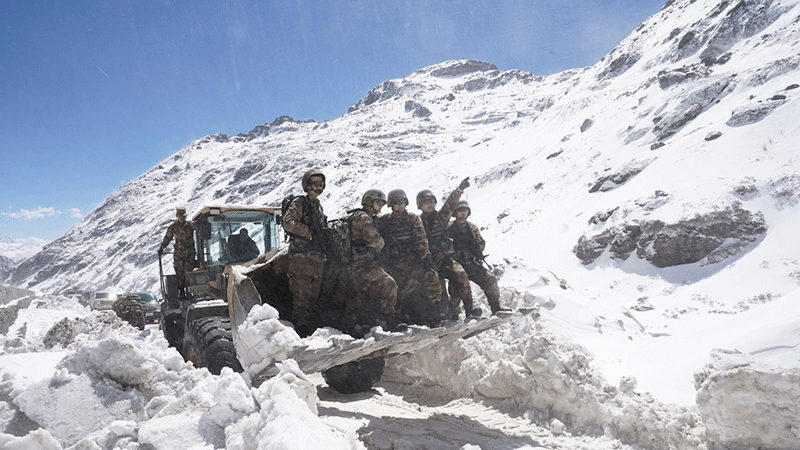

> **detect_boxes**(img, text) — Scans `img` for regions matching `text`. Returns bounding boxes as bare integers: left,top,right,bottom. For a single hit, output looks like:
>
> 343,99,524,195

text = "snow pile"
234,302,305,380
384,289,708,450
695,349,800,450
227,360,363,450
0,296,359,450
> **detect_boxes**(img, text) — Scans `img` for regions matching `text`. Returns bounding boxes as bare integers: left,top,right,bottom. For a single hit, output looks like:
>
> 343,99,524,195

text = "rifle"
462,224,492,271
306,197,337,263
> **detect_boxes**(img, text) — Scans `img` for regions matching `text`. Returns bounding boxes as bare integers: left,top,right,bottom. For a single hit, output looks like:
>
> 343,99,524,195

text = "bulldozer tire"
322,357,385,394
183,316,243,375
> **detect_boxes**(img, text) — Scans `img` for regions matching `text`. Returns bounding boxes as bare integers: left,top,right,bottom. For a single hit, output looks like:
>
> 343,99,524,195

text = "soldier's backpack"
324,210,358,265
279,194,299,241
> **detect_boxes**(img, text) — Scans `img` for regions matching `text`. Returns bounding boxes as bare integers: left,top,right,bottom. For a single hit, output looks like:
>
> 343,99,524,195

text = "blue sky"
0,0,665,242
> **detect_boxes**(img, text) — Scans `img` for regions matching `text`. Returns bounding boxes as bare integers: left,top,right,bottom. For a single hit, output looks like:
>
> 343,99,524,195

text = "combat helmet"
387,189,409,206
301,168,326,191
361,189,387,206
452,200,471,217
415,189,436,209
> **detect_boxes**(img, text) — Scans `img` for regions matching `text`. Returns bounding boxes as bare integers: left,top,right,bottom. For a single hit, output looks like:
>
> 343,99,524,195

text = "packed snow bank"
0,296,360,450
695,349,800,450
383,289,709,450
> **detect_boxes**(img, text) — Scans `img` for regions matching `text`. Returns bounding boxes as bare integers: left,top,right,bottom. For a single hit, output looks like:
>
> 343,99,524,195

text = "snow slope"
3,0,800,448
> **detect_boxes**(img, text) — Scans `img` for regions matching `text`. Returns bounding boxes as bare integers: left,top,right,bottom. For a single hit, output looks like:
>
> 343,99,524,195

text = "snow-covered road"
318,377,634,450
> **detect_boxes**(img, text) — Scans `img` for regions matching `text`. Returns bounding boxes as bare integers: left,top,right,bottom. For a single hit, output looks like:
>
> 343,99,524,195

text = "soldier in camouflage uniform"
342,189,403,332
448,200,508,314
113,294,146,330
282,168,328,334
417,177,482,320
158,207,197,299
375,189,445,327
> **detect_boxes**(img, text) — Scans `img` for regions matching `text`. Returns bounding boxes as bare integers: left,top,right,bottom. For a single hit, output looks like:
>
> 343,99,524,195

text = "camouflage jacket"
160,220,196,257
448,220,486,263
283,195,327,254
419,187,462,257
376,211,431,262
349,209,384,263
113,296,144,316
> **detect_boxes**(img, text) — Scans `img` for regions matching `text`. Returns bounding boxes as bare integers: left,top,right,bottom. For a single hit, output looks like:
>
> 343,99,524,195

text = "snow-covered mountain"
0,235,46,265
2,0,800,448
12,0,799,298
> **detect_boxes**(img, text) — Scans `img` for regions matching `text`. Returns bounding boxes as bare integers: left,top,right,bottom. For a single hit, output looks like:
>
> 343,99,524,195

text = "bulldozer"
159,204,536,393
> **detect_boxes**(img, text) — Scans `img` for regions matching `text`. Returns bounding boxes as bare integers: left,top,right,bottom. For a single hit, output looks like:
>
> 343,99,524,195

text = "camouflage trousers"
383,258,442,326
435,256,474,318
459,257,501,309
287,251,326,326
341,262,398,329
173,254,196,292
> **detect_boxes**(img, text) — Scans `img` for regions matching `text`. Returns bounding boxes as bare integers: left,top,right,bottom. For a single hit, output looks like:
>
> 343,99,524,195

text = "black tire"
322,357,385,394
161,310,184,354
183,316,243,375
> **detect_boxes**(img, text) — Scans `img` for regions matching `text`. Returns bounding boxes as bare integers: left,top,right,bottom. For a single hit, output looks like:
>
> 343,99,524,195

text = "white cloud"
3,207,61,220
69,208,85,219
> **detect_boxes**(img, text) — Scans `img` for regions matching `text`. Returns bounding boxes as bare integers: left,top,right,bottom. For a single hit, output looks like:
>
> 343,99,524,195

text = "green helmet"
387,189,409,206
361,189,387,206
416,189,436,209
453,200,471,217
301,168,326,191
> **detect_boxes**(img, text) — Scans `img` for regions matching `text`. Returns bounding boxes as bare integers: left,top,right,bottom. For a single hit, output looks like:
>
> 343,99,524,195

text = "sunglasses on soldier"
374,199,386,206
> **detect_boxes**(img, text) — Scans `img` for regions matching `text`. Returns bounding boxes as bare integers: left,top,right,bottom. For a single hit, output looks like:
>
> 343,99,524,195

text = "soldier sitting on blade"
448,200,509,315
282,168,329,335
375,189,446,327
341,189,405,334
416,177,482,320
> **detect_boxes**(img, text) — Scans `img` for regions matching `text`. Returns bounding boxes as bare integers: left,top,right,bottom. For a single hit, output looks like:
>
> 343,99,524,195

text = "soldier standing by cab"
158,207,196,299
416,177,482,320
282,168,328,334
375,189,445,327
342,189,404,333
448,200,508,314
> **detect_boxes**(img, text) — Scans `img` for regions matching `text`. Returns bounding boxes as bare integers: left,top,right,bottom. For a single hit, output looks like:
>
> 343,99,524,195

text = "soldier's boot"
429,300,449,327
489,300,510,315
380,313,408,333
446,298,462,321
462,297,482,319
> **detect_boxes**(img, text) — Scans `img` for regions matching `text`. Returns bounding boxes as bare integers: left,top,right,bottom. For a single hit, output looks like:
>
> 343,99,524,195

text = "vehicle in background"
90,291,119,310
125,292,160,323
61,288,82,300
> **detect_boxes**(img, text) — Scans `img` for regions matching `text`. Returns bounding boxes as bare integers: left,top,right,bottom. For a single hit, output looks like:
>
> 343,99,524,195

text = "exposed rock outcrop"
574,203,767,267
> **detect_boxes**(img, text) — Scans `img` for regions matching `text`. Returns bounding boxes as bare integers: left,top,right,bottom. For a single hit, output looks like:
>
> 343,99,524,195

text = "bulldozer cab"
158,205,280,374
193,206,279,274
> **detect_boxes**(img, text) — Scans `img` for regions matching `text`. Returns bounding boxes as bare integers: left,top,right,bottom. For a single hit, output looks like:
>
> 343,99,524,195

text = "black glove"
459,177,470,191
157,248,164,256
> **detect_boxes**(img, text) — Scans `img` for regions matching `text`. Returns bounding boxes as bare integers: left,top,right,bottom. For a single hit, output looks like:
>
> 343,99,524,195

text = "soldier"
158,207,196,299
375,189,445,327
282,168,329,334
228,228,260,262
416,177,482,320
342,189,404,333
448,200,508,314
113,294,146,330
